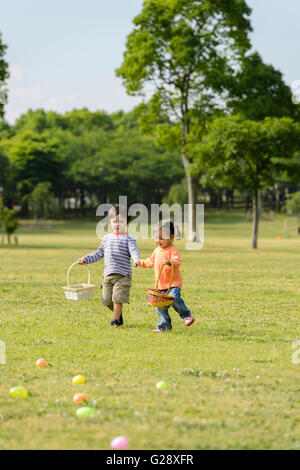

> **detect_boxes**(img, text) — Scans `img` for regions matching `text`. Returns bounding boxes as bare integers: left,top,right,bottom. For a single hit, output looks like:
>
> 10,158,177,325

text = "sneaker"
110,319,122,327
152,329,170,333
184,316,194,326
110,314,123,327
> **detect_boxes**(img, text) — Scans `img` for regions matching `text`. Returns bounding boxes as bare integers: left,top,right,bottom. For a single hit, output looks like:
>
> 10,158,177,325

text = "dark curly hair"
157,219,181,239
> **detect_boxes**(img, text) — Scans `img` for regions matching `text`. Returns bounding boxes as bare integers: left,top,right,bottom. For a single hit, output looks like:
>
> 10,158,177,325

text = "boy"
78,205,140,327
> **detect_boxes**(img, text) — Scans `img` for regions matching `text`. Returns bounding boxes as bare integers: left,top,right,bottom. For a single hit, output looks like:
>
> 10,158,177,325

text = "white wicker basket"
63,261,96,300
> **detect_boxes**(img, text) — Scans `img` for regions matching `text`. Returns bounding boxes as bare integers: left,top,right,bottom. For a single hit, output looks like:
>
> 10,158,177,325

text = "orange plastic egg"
36,358,47,368
73,393,88,403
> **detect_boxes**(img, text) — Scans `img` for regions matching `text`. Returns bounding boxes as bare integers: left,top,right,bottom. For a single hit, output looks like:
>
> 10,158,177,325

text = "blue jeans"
155,287,191,331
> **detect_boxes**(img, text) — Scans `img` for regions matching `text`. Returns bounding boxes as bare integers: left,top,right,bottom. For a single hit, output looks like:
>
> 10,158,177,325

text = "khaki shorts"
101,273,132,305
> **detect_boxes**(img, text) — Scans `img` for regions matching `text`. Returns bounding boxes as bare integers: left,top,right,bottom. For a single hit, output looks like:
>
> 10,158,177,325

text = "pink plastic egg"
110,436,129,450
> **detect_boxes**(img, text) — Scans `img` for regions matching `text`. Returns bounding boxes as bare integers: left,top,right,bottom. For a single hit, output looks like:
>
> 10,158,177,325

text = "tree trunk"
80,189,85,209
182,151,198,242
208,189,216,208
218,191,223,209
245,194,251,213
58,194,65,219
231,190,234,209
225,189,230,211
274,183,280,213
258,189,263,216
252,188,259,249
181,101,198,242
227,189,234,209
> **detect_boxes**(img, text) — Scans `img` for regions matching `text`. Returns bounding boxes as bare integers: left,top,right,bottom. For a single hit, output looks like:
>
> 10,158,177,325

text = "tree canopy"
0,108,184,215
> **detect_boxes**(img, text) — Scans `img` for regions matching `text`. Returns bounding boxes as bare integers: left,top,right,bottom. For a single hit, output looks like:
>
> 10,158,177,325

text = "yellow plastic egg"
72,375,85,384
10,386,28,398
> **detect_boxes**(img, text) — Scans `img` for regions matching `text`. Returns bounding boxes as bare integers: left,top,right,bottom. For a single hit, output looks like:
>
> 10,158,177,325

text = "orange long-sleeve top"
141,244,182,290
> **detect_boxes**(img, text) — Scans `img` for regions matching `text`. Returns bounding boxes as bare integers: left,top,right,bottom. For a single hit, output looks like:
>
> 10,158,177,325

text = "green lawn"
0,211,300,450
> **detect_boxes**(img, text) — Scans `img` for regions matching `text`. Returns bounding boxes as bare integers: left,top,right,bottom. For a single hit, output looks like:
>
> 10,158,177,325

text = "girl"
135,220,194,332
78,205,140,327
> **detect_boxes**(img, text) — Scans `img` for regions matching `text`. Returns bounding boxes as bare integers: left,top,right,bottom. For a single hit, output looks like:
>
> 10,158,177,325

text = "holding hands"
134,258,171,267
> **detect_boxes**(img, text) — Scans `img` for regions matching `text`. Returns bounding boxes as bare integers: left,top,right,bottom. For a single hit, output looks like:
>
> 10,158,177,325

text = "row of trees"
0,108,184,215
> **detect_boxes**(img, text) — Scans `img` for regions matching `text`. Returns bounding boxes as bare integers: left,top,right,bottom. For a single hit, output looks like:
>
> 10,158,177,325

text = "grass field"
0,211,300,450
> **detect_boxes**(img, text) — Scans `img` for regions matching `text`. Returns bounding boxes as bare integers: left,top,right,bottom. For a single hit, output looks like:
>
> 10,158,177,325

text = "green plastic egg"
156,381,168,390
76,406,95,418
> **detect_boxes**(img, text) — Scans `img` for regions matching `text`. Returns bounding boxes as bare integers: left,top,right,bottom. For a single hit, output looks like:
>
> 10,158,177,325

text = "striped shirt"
84,232,140,278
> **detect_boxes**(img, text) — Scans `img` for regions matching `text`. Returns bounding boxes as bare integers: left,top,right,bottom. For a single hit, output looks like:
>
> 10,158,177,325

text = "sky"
1,0,299,123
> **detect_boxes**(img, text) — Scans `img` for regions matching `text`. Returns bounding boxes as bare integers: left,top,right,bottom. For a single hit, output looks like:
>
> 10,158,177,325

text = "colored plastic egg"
156,381,168,390
36,358,47,368
110,436,129,450
73,393,88,403
76,406,95,418
72,375,85,384
10,386,28,398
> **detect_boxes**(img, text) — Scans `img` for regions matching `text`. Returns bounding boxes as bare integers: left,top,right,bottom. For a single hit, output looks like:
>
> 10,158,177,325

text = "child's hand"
77,257,86,265
134,259,142,267
164,258,172,266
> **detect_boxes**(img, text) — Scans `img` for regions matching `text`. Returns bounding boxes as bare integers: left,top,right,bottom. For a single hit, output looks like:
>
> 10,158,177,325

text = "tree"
97,123,184,206
223,52,299,121
5,129,63,214
0,195,19,245
286,192,300,218
1,107,192,213
0,147,9,189
62,108,114,134
116,0,252,241
0,32,9,119
206,50,300,213
0,32,10,202
28,182,57,220
190,115,300,248
163,179,188,206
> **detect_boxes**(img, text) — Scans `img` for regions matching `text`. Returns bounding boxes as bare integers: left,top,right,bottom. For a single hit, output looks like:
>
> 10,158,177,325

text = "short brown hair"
108,204,131,223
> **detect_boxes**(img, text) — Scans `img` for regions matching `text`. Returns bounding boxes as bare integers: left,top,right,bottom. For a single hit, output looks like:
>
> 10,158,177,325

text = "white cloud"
8,64,24,83
11,84,44,101
44,95,76,113
4,64,78,123
4,64,44,122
